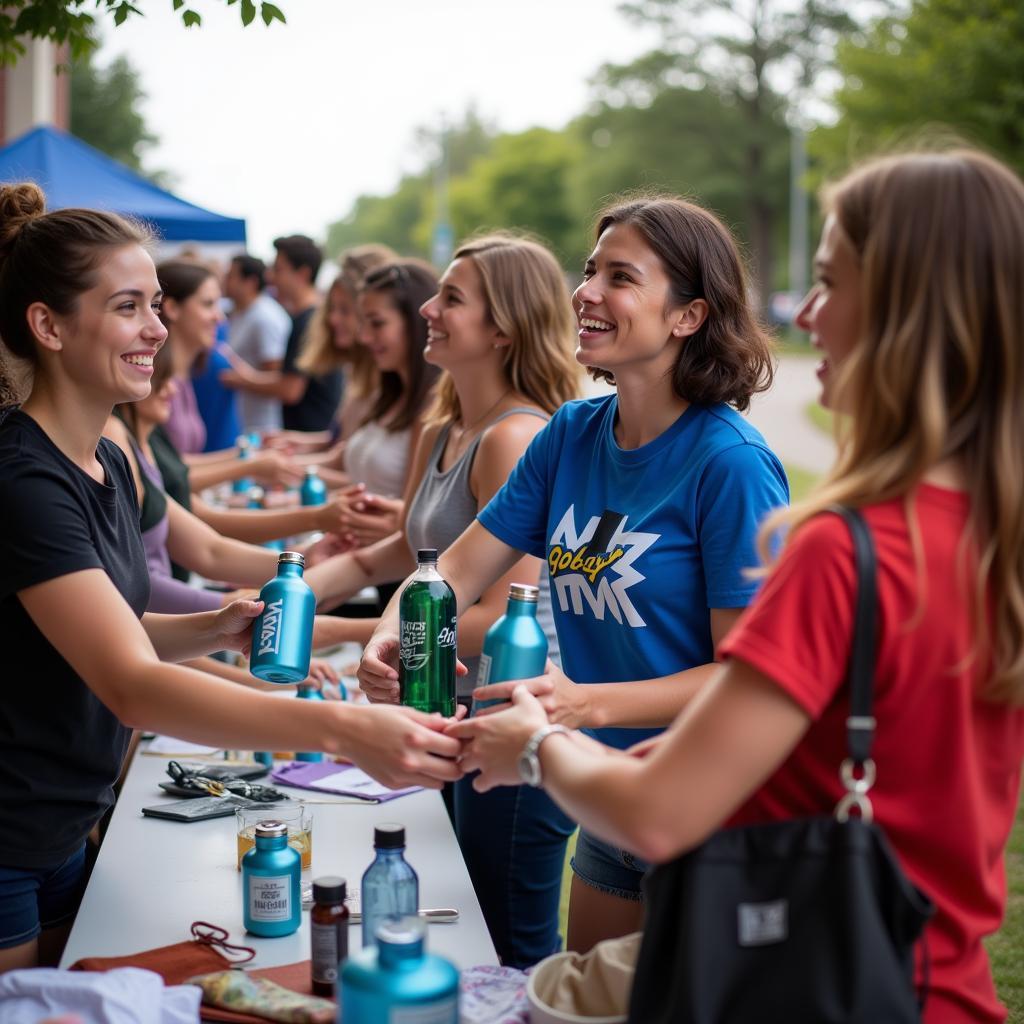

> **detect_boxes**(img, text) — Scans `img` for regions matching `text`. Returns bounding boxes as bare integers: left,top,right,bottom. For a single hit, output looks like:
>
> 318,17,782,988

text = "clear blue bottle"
473,583,548,712
300,466,328,507
361,824,418,949
295,683,325,762
247,430,262,450
242,820,301,937
232,435,253,495
250,551,316,684
341,916,458,1023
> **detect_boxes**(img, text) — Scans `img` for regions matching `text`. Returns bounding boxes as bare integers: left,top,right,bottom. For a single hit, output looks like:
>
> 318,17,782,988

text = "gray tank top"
406,407,560,696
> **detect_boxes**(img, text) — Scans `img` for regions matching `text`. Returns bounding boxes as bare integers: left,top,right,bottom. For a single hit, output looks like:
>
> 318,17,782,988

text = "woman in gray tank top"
310,234,580,968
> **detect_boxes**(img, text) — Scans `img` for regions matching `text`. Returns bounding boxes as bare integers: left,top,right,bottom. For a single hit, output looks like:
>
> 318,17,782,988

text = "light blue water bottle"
248,486,284,551
295,683,325,762
300,466,328,507
247,430,262,450
232,435,254,495
473,583,548,713
250,551,316,684
341,916,458,1023
242,819,301,937
361,823,418,949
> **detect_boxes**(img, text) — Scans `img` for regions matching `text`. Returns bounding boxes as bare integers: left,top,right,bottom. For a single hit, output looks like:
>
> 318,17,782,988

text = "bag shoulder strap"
827,505,879,820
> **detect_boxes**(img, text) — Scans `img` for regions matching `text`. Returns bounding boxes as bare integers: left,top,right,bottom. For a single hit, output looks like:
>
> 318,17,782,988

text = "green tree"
567,83,791,274
604,0,862,306
325,110,496,261
0,0,286,66
811,0,1024,178
448,128,583,262
70,52,160,177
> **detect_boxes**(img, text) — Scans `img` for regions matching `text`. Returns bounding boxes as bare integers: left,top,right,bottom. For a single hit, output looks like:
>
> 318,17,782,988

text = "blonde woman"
451,150,1024,1022
312,234,581,966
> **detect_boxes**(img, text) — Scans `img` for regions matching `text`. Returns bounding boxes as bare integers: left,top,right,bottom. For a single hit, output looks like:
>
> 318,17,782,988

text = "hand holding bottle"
472,658,592,729
211,597,265,656
358,630,468,705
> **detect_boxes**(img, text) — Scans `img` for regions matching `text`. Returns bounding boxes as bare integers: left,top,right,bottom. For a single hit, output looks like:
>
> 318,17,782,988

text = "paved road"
580,354,836,476
745,355,836,476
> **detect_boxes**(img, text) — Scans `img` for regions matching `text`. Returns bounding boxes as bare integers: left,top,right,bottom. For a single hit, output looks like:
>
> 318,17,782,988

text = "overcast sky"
97,0,658,259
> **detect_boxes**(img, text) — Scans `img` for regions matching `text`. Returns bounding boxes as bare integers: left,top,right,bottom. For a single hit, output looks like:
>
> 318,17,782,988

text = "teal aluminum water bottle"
473,583,548,713
361,823,418,949
242,820,301,937
248,486,284,551
295,683,325,762
232,434,253,495
399,549,457,717
247,431,262,450
300,466,328,507
341,916,458,1024
250,551,316,684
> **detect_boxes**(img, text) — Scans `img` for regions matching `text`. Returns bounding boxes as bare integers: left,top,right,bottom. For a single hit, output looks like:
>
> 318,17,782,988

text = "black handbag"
627,506,935,1024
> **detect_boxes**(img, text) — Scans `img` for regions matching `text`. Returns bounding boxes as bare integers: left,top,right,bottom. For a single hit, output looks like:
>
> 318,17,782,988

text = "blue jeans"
454,775,575,968
571,829,650,901
0,845,88,948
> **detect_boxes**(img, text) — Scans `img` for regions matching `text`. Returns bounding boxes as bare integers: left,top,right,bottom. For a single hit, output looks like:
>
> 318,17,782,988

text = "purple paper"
270,760,421,802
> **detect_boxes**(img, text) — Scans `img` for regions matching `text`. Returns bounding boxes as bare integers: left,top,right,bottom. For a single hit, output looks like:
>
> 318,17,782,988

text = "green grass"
987,792,1024,1021
784,463,820,503
804,400,834,437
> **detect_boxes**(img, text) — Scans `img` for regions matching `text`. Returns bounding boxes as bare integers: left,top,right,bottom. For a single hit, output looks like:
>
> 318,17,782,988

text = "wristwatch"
518,725,571,787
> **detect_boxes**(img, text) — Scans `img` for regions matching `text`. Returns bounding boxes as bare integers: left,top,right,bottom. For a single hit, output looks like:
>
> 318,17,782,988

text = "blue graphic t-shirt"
478,394,789,749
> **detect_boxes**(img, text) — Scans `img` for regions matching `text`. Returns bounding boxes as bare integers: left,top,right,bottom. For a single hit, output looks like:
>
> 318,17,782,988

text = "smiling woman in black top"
0,184,465,972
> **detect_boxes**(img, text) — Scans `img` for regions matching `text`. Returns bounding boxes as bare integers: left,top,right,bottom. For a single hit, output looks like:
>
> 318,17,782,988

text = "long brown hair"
359,259,440,433
763,149,1024,703
587,196,775,412
297,244,395,395
427,232,581,424
0,182,151,401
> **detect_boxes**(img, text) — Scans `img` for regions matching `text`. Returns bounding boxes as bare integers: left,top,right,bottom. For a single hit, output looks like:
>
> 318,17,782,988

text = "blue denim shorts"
0,845,88,949
570,829,650,902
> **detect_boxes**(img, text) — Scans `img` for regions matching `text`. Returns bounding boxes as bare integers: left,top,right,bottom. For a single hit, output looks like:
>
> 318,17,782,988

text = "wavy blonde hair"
296,243,395,396
427,233,581,424
762,149,1024,703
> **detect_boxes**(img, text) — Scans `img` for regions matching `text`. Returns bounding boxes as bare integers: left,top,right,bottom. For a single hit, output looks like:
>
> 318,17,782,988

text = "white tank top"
343,420,411,498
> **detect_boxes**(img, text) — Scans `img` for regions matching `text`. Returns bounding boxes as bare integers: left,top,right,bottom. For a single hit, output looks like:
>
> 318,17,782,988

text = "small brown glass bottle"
310,875,350,998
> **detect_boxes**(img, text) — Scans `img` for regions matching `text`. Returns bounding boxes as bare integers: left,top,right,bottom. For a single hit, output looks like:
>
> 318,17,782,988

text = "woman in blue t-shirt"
359,196,790,952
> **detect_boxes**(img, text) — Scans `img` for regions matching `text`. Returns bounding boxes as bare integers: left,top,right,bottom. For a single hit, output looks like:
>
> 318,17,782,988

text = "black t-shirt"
0,410,150,868
281,306,343,433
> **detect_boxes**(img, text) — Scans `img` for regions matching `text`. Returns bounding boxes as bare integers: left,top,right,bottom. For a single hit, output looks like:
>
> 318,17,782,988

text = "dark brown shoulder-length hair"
589,196,775,412
359,259,440,432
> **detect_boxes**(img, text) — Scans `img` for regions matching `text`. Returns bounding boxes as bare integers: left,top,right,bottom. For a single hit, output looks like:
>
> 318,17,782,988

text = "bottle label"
436,620,456,649
248,874,292,921
477,653,492,688
257,598,285,657
400,619,430,671
311,920,346,983
389,998,458,1024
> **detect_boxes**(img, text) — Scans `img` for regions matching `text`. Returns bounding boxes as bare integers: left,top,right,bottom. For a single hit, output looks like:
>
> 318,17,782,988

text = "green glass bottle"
399,549,457,717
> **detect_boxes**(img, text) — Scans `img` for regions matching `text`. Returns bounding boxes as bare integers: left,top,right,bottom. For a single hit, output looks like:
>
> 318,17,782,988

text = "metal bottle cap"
417,548,438,562
277,551,305,567
305,466,319,477
255,820,288,839
508,583,539,602
248,486,265,502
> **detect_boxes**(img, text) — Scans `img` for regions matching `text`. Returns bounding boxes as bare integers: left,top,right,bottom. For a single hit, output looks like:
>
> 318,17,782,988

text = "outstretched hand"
471,659,590,729
446,686,550,792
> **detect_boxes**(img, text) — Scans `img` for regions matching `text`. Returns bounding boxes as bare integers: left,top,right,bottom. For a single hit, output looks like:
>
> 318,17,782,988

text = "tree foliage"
811,0,1024,178
0,0,286,66
70,51,160,178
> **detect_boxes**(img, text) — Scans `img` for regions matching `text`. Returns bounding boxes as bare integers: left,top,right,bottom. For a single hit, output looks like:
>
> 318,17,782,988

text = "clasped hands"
358,633,592,792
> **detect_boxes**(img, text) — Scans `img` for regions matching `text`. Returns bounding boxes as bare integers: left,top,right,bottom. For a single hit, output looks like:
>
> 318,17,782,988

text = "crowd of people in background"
1,143,1023,1024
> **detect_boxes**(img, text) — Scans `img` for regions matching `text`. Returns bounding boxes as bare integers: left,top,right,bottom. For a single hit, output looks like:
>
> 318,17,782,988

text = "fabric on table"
0,966,200,1024
189,970,334,1023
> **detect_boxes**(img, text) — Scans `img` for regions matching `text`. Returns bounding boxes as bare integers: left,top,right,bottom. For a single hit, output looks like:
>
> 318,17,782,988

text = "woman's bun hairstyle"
0,183,46,271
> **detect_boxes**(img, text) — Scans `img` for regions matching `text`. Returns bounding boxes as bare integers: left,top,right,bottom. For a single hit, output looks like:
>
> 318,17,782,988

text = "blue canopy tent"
0,125,246,243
